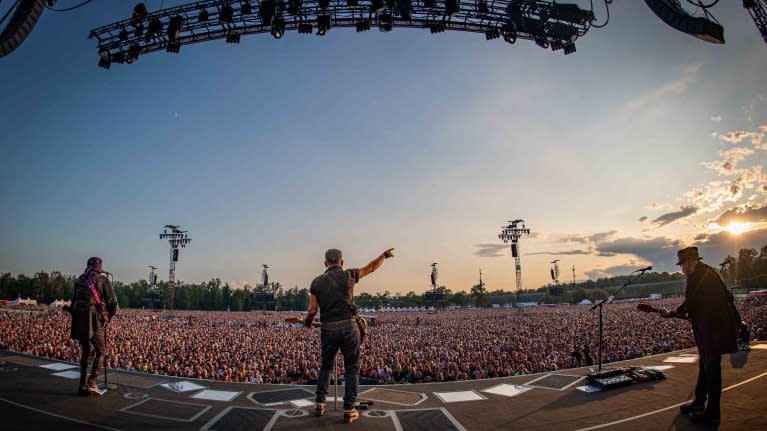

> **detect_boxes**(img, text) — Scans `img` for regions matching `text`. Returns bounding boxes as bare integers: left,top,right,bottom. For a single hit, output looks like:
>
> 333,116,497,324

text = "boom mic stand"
589,268,650,375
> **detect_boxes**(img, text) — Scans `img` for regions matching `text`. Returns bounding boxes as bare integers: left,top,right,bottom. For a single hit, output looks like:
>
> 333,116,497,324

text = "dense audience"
1,297,765,385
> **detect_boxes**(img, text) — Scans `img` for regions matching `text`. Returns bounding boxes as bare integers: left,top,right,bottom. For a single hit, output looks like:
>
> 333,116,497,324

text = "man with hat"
68,257,118,396
661,246,739,424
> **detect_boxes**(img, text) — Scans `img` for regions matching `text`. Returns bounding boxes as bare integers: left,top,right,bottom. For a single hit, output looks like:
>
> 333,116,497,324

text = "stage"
1,345,765,431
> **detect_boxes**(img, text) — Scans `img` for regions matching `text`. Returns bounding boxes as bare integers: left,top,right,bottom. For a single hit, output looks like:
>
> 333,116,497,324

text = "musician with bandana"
68,257,118,396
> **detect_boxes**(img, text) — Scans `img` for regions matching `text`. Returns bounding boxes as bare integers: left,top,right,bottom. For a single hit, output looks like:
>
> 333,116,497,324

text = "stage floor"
1,345,766,431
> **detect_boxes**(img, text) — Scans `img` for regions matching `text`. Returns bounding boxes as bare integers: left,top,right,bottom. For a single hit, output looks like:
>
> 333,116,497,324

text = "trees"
470,282,488,307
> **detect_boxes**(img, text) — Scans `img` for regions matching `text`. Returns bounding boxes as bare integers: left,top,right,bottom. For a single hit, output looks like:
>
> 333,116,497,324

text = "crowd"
1,298,765,385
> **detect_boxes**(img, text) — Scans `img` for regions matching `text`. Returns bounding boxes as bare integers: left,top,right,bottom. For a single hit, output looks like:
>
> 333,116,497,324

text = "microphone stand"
589,269,649,375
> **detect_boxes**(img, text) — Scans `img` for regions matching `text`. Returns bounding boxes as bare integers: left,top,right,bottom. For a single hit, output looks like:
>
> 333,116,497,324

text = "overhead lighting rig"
89,0,601,67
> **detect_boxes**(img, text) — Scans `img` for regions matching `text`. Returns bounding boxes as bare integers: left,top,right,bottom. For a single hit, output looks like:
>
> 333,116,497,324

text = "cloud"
560,231,617,244
585,263,648,279
619,63,700,115
474,243,508,257
651,206,698,227
525,249,591,256
692,228,767,266
702,147,755,176
595,236,681,272
713,203,767,226
718,128,765,149
638,216,648,222
712,116,722,122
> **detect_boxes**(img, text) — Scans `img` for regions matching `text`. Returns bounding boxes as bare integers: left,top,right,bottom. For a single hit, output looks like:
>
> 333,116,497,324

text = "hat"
676,247,702,265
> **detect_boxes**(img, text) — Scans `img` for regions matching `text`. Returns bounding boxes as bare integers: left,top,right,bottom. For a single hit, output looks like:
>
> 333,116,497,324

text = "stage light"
430,23,445,33
445,0,459,16
347,0,358,5
550,39,563,51
355,20,371,31
98,57,111,69
485,28,499,40
534,37,549,49
166,41,181,52
119,28,128,41
501,23,516,43
168,15,183,42
288,0,302,15
371,0,385,12
126,44,140,63
550,2,594,25
319,0,330,8
380,13,393,31
132,3,148,27
198,7,209,23
271,17,285,39
477,0,489,14
397,0,412,20
146,17,162,40
260,0,275,25
317,14,331,35
422,0,435,7
241,1,253,15
563,42,576,55
226,32,241,43
298,22,313,33
221,4,234,23
548,22,577,42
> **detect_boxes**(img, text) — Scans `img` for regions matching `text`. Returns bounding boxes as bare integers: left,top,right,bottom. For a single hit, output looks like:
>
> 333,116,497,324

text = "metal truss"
89,0,597,67
744,0,767,45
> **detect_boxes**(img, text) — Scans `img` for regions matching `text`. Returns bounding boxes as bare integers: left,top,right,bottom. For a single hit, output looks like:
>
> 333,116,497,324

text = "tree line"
2,244,765,311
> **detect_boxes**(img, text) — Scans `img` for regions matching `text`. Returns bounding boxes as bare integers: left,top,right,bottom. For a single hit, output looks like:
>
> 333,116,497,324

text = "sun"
725,222,749,235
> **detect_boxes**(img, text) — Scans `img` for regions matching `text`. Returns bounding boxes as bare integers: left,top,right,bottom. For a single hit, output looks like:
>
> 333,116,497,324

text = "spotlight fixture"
198,7,209,23
221,4,234,23
98,57,111,69
260,0,276,26
355,20,371,32
485,28,499,40
166,41,181,53
298,22,313,33
550,39,563,51
371,0,385,12
126,44,140,63
422,0,435,7
429,22,445,33
396,0,412,20
241,1,253,15
167,15,183,42
134,22,144,37
380,13,393,31
119,28,129,41
317,14,331,35
288,0,302,15
347,0,358,5
477,0,489,14
131,3,148,27
563,42,576,55
226,32,241,43
271,17,285,39
501,23,516,43
319,0,330,8
534,37,549,49
147,17,163,39
445,0,459,16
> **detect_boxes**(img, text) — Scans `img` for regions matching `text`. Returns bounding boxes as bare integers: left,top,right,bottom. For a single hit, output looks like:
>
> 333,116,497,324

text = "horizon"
1,1,766,294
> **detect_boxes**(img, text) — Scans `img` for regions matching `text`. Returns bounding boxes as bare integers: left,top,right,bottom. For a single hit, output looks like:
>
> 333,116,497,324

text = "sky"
1,0,766,295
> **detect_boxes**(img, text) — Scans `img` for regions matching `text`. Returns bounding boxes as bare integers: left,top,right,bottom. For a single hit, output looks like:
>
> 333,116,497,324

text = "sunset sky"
1,1,766,295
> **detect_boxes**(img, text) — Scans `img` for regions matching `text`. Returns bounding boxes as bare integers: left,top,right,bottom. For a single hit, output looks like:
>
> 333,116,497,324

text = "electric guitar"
284,317,322,327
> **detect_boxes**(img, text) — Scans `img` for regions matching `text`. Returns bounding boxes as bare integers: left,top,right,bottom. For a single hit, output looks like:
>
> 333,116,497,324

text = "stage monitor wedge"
644,0,724,44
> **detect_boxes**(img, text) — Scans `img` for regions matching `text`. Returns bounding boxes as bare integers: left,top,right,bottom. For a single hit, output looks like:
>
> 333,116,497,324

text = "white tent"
578,299,593,305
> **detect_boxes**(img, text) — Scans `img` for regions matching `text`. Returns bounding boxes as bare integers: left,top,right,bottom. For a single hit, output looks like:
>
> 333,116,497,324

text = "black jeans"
694,354,722,418
79,325,105,388
315,319,360,410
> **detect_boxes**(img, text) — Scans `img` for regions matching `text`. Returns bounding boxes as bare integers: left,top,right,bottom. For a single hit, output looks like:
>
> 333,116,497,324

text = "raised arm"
358,248,395,279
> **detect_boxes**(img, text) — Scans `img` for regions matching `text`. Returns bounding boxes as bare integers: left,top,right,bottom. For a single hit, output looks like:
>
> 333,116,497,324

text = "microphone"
634,266,652,273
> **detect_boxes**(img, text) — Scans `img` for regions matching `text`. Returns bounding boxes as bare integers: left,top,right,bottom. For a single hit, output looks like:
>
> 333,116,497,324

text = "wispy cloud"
525,249,591,256
713,203,767,226
619,63,701,115
638,216,648,222
474,243,508,258
651,206,698,227
560,231,617,244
